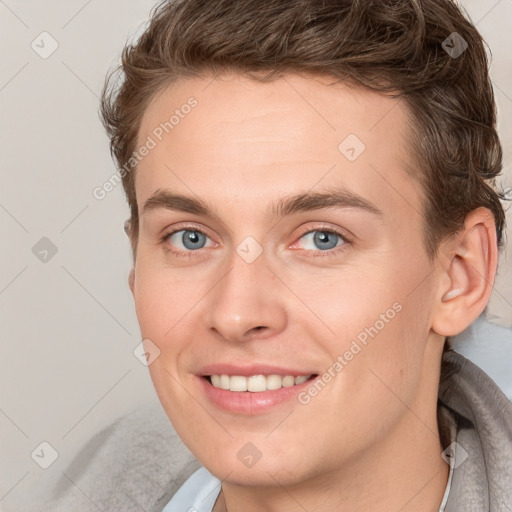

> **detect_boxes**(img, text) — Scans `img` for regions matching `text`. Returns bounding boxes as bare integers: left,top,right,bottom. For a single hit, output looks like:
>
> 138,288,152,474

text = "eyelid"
161,222,353,257
291,222,352,241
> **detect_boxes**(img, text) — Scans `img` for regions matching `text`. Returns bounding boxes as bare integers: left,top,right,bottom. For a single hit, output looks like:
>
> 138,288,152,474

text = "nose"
204,248,288,343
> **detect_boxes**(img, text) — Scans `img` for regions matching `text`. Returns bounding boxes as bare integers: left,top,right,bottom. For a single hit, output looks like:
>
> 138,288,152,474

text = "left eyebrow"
269,187,384,219
141,186,383,220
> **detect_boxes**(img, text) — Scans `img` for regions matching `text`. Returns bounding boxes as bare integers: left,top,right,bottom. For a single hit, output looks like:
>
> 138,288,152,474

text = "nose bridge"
205,244,286,341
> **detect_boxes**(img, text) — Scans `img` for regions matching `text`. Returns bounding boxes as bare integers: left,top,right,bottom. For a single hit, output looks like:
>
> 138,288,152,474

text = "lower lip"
197,375,317,414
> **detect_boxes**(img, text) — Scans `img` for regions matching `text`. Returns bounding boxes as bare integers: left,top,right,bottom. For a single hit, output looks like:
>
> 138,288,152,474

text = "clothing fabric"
161,466,221,512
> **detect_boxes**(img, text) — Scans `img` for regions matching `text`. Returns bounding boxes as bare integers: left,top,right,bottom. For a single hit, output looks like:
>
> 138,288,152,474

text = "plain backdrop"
1,0,511,504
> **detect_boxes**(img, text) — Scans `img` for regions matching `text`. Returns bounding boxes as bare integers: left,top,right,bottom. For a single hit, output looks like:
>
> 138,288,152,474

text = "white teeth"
247,375,267,392
219,374,230,390
209,374,313,392
266,374,282,390
282,375,295,387
229,376,248,392
211,374,232,389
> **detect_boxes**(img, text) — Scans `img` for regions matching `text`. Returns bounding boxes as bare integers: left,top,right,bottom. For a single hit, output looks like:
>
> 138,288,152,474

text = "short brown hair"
100,0,508,261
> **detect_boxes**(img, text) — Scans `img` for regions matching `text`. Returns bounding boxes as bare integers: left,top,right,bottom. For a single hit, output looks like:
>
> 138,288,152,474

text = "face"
131,72,443,487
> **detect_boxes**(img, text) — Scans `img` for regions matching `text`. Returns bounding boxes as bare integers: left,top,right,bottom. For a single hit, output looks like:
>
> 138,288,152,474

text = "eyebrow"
141,187,383,220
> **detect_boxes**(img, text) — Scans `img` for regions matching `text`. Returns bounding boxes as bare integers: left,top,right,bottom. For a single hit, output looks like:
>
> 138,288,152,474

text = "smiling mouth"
204,374,318,392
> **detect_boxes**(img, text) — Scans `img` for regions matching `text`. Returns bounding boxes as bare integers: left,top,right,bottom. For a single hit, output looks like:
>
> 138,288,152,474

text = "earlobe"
432,208,498,337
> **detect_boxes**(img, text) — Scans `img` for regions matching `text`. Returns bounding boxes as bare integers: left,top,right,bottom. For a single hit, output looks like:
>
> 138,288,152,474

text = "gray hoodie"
439,349,512,511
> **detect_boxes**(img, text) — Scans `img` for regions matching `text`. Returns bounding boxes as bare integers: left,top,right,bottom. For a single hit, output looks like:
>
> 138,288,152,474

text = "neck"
215,418,449,512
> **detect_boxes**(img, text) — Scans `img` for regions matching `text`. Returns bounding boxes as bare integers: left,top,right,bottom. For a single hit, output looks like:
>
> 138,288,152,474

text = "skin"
128,71,497,512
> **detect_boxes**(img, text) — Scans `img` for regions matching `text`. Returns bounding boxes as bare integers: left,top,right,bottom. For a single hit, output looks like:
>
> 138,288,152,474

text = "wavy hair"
100,0,508,261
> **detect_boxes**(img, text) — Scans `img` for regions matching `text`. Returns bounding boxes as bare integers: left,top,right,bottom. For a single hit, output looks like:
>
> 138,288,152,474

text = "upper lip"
197,364,317,377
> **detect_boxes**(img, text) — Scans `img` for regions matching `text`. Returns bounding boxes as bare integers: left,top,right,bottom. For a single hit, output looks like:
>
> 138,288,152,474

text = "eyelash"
160,224,352,258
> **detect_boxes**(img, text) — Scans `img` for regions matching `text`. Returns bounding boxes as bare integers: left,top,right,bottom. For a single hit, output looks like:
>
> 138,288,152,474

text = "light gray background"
1,0,511,504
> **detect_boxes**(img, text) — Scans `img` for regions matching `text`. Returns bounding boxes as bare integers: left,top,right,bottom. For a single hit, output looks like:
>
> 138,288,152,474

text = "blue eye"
166,229,211,251
299,230,346,252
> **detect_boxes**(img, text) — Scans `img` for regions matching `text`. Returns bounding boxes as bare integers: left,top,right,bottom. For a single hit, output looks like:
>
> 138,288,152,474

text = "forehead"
135,72,422,222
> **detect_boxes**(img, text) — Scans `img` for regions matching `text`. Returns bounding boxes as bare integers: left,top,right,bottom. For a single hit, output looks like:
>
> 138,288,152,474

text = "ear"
124,218,131,236
128,268,135,295
124,219,136,295
431,207,498,337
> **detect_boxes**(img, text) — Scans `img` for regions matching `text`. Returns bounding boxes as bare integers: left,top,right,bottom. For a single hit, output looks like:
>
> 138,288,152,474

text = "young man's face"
131,72,446,489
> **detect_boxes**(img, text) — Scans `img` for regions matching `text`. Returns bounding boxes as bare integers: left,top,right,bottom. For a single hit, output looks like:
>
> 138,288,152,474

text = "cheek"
337,270,434,410
281,261,404,350
291,255,432,395
132,263,203,340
